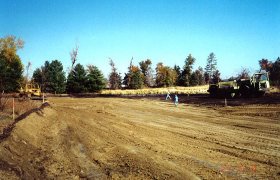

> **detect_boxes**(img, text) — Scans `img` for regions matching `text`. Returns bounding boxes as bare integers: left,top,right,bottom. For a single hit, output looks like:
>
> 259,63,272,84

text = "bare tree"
25,61,32,83
237,67,250,79
70,44,79,71
108,58,122,89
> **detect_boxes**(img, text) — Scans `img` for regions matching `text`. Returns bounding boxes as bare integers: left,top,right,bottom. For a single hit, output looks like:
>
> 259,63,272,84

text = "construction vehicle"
208,71,270,98
19,83,44,100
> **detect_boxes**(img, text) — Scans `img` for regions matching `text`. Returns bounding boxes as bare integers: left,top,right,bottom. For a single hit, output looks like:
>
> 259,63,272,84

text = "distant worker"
166,90,171,100
174,94,179,107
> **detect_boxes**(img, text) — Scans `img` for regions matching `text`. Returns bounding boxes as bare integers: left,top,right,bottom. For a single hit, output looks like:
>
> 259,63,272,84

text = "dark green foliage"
48,60,66,93
181,54,195,86
32,68,43,85
87,65,105,92
124,60,144,89
129,68,144,89
0,49,23,92
269,57,280,87
33,60,66,93
212,70,221,84
174,65,184,86
204,72,210,84
67,63,87,93
190,67,205,86
205,52,217,81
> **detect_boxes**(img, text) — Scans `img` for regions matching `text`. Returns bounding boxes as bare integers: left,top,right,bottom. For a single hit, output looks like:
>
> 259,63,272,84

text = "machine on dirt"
19,83,44,100
208,71,270,98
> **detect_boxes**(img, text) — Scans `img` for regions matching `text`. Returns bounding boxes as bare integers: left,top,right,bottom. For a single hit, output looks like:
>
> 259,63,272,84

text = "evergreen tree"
190,67,205,86
66,63,87,93
48,60,66,93
174,65,184,86
205,52,217,83
32,68,43,85
87,65,105,92
212,70,221,84
190,71,199,86
181,54,195,86
33,60,66,93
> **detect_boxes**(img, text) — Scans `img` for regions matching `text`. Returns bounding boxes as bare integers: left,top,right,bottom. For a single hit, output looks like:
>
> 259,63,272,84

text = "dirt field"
0,95,279,179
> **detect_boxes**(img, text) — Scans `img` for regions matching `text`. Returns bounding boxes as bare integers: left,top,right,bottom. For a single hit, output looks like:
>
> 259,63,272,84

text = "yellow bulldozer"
19,83,44,100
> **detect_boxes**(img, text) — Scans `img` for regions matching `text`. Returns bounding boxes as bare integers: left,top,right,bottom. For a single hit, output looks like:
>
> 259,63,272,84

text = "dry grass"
101,85,209,95
0,98,41,118
270,86,280,93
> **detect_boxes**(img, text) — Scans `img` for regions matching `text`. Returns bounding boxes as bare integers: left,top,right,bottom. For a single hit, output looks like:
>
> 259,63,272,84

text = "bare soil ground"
0,95,279,179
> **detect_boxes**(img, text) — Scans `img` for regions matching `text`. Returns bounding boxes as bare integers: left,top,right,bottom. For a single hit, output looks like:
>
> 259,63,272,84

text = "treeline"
1,35,279,94
108,53,220,90
32,61,105,94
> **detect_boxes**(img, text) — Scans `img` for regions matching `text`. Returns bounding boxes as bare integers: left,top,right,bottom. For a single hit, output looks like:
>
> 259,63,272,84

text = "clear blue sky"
1,0,279,79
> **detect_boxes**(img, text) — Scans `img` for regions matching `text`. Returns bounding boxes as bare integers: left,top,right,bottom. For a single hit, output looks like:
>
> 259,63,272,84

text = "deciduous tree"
237,67,250,79
156,63,177,87
269,57,280,87
139,59,154,87
0,36,24,92
108,58,122,89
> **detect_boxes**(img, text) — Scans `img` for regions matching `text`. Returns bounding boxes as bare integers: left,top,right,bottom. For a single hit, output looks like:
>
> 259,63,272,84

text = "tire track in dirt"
1,97,279,179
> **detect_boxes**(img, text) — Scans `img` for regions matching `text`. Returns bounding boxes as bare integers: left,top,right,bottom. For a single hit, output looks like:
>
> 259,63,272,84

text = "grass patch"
101,85,209,95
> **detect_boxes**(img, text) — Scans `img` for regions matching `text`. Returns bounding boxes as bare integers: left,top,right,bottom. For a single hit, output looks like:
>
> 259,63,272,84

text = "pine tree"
174,65,183,86
205,52,217,83
66,63,87,93
190,67,205,86
33,60,66,93
87,65,105,92
32,68,43,85
48,60,66,93
181,54,195,86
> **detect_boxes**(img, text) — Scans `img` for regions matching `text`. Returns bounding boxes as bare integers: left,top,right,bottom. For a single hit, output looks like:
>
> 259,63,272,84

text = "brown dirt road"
0,96,279,179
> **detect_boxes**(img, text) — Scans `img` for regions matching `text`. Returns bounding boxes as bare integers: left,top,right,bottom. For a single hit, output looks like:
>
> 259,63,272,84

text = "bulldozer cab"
19,83,42,99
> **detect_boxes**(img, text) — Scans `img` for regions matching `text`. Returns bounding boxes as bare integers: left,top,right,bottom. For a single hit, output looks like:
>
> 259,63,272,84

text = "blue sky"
1,0,279,79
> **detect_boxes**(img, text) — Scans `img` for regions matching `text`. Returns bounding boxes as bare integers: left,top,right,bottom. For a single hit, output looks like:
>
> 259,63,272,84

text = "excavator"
19,83,45,100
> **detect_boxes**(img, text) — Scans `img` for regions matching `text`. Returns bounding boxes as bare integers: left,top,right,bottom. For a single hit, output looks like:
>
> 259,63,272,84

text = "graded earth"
0,96,279,179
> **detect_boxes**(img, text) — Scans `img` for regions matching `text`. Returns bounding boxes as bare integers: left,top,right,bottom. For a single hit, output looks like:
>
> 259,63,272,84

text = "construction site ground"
0,94,280,179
